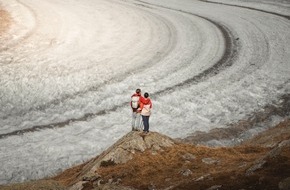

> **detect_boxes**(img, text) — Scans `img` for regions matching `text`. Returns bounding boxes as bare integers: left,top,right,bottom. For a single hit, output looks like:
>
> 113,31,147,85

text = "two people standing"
131,89,152,133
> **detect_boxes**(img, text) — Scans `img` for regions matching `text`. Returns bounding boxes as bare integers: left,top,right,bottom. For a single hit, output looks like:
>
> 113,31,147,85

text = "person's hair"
144,92,149,98
136,88,141,94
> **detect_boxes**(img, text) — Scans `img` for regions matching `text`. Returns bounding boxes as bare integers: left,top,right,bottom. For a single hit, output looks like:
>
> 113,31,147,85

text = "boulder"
77,131,176,184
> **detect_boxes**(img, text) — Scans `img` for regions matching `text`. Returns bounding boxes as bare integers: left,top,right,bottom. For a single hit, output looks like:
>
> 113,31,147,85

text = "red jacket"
139,97,152,110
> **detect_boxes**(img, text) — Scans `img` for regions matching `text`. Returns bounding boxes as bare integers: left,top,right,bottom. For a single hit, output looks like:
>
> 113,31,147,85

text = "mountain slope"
55,119,290,190
0,119,289,190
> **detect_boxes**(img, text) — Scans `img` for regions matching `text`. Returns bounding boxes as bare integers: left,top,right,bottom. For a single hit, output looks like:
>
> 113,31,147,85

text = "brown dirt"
0,8,12,35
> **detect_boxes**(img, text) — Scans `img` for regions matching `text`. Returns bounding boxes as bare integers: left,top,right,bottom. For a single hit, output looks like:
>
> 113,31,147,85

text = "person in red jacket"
139,92,152,133
131,88,142,131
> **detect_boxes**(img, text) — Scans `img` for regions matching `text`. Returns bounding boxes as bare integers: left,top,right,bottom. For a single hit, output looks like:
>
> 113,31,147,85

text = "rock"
206,185,222,190
202,158,219,165
82,173,101,181
148,182,156,190
97,179,105,186
182,153,196,161
114,178,122,185
245,160,266,176
195,174,211,181
278,139,290,148
108,178,114,184
69,181,88,190
69,132,176,188
279,177,290,190
246,140,290,176
111,132,173,162
85,132,176,177
100,159,116,167
180,169,192,176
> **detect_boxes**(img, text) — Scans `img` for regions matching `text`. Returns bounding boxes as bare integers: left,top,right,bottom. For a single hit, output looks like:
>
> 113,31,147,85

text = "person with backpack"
139,92,152,134
131,88,142,131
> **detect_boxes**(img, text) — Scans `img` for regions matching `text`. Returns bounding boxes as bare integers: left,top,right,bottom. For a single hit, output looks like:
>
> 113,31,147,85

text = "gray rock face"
99,131,175,165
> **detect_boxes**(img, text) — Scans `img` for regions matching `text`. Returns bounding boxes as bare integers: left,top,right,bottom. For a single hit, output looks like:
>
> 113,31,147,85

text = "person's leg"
142,116,149,132
132,112,137,130
146,116,150,132
136,113,142,131
142,115,146,132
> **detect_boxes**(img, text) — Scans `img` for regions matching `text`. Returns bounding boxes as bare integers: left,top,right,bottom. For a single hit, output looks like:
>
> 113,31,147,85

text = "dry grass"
97,144,268,189
52,160,89,186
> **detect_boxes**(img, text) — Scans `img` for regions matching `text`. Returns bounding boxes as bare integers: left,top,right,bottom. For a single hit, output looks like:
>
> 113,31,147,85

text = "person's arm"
138,102,144,112
139,96,145,104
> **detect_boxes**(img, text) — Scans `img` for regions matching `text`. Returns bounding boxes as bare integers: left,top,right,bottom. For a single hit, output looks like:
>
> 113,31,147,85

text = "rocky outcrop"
69,131,176,190
86,131,175,175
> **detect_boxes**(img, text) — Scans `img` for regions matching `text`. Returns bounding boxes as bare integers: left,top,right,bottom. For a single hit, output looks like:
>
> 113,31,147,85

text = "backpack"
131,96,140,109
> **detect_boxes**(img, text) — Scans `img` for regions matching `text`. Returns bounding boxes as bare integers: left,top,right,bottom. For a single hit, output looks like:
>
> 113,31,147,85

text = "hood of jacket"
142,98,151,105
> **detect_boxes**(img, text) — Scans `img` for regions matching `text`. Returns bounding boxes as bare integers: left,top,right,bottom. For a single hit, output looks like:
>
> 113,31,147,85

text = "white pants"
132,112,142,131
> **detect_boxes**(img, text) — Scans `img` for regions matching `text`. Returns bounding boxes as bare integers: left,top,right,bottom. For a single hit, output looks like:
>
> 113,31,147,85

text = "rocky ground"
1,119,289,190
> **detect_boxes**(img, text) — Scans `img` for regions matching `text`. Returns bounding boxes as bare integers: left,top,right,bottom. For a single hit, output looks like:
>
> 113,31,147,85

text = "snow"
0,0,290,184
